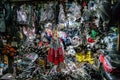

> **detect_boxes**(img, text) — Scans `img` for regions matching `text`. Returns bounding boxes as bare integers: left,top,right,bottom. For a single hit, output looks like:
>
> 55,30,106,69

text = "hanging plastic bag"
17,5,27,24
69,2,81,19
42,4,49,21
23,27,36,41
88,0,95,10
73,3,81,19
47,3,54,20
58,4,65,23
40,7,47,22
47,8,54,20
96,1,111,25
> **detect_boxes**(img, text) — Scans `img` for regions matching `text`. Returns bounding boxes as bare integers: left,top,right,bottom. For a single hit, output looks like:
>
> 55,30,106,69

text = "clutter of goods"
0,0,120,80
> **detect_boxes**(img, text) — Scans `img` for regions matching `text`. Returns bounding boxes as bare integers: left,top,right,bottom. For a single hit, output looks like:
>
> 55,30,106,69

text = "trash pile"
0,0,120,80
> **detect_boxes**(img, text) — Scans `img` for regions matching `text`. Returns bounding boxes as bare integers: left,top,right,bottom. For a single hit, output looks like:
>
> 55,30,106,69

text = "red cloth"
58,47,64,62
47,47,64,65
88,37,95,43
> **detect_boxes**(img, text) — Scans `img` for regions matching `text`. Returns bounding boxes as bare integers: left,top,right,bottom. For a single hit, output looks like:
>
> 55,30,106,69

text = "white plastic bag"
58,4,65,23
40,8,47,21
69,2,81,20
47,3,54,20
23,27,36,41
17,5,27,24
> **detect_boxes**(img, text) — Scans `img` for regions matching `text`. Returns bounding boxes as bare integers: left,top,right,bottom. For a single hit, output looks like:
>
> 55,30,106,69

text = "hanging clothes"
47,38,64,65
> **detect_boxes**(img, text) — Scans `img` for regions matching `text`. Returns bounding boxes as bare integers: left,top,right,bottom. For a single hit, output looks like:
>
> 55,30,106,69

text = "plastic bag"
88,0,95,9
103,33,117,50
58,31,67,40
23,27,36,41
96,1,111,24
90,29,98,39
40,7,47,21
67,46,76,56
69,2,81,20
47,3,54,20
58,4,65,23
17,5,27,24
